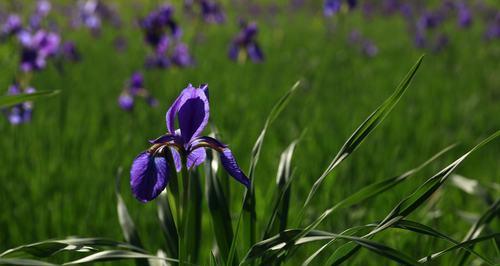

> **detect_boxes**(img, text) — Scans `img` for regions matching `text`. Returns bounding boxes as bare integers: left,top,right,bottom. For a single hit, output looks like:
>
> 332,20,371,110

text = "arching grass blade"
302,55,424,211
0,90,60,108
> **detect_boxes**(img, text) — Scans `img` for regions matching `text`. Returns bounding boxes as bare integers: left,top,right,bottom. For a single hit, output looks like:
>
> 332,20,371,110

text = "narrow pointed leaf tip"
302,55,424,209
0,90,60,108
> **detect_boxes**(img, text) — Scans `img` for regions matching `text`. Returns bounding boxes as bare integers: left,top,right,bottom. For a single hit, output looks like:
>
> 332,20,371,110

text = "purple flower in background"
229,21,264,63
118,92,134,111
118,72,158,111
362,40,378,57
200,0,226,23
36,0,52,17
3,84,36,125
324,0,341,17
418,11,441,30
130,84,249,202
18,30,60,72
140,5,180,49
485,14,500,40
2,14,22,37
61,41,81,62
457,3,472,28
172,43,194,67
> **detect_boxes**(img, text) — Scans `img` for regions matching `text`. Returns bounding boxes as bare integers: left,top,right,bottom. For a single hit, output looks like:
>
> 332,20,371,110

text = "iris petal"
187,147,206,169
130,151,169,202
219,148,250,188
192,136,250,188
165,85,209,141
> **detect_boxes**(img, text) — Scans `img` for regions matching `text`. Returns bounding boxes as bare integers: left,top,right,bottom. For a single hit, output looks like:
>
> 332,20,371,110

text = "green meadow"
0,2,499,265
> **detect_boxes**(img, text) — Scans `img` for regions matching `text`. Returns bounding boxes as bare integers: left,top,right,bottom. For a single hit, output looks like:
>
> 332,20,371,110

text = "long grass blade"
0,258,58,266
205,148,236,264
327,131,500,265
457,198,500,265
301,56,424,211
262,138,301,239
242,81,300,251
62,250,181,265
244,143,452,262
0,90,60,108
419,234,500,263
0,238,144,258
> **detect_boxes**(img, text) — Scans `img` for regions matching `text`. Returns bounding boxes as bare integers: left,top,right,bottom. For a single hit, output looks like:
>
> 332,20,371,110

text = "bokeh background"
0,0,499,264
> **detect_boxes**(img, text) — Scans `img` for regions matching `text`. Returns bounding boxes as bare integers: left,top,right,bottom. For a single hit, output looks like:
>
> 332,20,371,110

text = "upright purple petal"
165,85,209,141
130,152,169,202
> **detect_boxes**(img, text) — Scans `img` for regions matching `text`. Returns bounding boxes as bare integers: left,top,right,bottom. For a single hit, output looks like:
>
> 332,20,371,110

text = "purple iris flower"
18,30,60,72
140,5,180,49
457,3,472,28
61,41,81,62
324,0,341,17
361,40,378,57
229,22,264,63
200,0,226,24
118,72,158,111
3,84,36,125
485,14,500,40
130,84,250,202
172,43,194,67
2,14,22,37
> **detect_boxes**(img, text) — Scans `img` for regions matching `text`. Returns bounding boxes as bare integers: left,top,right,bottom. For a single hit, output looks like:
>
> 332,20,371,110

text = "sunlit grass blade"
327,131,500,265
0,90,60,108
302,56,424,210
419,233,500,263
62,250,181,265
457,198,500,265
0,258,58,265
242,81,300,251
0,238,145,258
253,143,452,262
262,138,301,240
115,168,149,266
205,148,236,264
242,229,335,262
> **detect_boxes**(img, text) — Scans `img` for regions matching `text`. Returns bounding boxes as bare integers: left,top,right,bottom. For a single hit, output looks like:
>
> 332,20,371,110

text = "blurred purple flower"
2,14,22,37
118,72,158,111
18,30,60,72
324,0,341,17
200,0,226,23
172,43,194,67
229,21,264,63
130,84,249,202
61,41,81,62
140,5,180,49
457,3,472,28
362,40,378,57
3,84,36,125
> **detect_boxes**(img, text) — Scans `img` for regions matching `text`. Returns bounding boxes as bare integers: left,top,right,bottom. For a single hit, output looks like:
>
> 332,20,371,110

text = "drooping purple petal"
192,136,250,188
130,151,169,202
187,147,206,169
219,148,250,188
165,85,209,141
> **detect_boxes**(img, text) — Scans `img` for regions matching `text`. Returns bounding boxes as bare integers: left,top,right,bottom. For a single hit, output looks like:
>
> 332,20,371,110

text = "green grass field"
0,2,499,265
